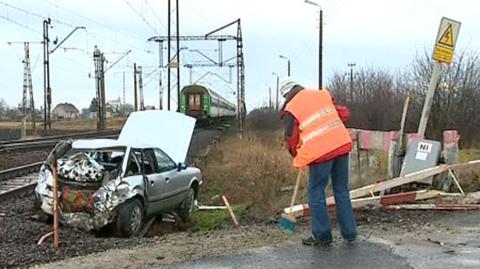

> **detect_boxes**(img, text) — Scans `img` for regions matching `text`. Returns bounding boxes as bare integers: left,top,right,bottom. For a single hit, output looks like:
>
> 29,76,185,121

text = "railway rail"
0,123,229,200
0,162,42,200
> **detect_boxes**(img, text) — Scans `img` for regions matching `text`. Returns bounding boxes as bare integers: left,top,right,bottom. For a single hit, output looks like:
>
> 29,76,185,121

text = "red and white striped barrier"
283,190,459,218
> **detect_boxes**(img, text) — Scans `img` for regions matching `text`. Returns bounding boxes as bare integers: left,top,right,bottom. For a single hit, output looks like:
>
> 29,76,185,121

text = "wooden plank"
326,165,449,205
284,159,480,217
283,190,459,217
385,204,480,210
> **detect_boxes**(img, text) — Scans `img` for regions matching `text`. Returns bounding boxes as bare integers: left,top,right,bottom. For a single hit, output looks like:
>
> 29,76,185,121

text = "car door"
153,148,190,209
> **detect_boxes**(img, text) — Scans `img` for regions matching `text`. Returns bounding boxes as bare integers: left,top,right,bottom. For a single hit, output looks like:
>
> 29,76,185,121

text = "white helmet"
279,77,301,97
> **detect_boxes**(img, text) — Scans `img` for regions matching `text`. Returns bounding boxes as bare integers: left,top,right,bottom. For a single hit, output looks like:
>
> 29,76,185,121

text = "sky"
0,0,478,112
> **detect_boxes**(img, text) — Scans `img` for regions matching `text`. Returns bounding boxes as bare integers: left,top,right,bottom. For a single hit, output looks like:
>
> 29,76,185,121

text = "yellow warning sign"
432,17,461,64
439,24,454,47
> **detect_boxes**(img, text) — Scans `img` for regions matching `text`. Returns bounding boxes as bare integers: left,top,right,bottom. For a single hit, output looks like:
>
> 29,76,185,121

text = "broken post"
389,92,410,179
441,130,460,191
221,195,239,226
52,155,60,249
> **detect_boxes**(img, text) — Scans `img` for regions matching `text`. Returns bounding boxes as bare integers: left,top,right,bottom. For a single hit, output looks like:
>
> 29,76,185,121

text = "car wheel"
116,198,143,237
178,188,195,223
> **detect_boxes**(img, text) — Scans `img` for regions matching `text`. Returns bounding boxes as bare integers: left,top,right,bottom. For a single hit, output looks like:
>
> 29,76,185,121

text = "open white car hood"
118,110,196,163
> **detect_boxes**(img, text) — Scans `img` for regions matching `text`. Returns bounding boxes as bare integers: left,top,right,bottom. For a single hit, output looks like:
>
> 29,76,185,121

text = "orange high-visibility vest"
285,89,352,168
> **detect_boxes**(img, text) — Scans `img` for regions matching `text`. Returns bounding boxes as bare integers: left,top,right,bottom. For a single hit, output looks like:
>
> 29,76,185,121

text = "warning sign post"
417,17,461,138
432,17,461,64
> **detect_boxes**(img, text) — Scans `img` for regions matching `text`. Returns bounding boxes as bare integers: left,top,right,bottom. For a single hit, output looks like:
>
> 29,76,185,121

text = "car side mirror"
177,162,188,171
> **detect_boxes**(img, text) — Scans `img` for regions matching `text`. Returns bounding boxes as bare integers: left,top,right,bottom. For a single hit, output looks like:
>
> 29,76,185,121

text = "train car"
180,84,236,120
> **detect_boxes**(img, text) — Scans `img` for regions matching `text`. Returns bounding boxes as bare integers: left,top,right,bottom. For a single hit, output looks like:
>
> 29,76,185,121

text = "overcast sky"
0,0,478,111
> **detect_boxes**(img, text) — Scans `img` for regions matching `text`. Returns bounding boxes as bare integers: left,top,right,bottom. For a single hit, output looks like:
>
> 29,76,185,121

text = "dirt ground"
0,125,228,268
1,115,478,268
17,206,467,269
0,118,126,132
0,149,50,170
0,185,463,269
0,193,153,268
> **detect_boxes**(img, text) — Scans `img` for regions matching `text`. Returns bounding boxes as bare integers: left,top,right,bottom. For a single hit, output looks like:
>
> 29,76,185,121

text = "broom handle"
289,170,303,216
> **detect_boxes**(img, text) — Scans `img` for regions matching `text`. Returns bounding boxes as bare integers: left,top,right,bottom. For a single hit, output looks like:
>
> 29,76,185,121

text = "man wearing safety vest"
279,78,357,246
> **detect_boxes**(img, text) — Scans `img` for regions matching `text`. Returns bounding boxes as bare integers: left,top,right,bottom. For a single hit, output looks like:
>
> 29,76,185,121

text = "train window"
189,94,201,111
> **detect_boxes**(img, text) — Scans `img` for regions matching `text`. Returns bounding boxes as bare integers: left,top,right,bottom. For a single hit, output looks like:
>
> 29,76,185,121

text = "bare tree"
328,50,480,147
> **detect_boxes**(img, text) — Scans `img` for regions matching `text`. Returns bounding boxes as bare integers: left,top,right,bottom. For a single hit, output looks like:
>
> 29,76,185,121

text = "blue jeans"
308,154,357,242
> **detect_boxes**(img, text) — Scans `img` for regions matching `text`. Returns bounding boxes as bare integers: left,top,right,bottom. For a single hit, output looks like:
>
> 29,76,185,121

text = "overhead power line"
0,14,41,33
124,0,160,35
144,0,166,30
45,0,143,40
0,0,74,27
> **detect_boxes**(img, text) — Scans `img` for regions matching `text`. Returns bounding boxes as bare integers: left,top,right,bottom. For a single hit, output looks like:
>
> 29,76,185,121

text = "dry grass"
457,149,480,192
198,128,299,218
0,117,126,131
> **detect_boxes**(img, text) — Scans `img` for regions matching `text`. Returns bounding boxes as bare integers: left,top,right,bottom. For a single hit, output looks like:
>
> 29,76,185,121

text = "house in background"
52,103,80,120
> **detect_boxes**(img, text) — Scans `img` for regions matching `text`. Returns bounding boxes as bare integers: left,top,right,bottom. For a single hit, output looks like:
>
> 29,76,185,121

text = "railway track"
0,162,42,200
0,130,119,152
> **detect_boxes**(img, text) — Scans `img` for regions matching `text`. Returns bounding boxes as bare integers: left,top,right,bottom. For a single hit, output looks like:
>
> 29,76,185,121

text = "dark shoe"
302,236,332,246
345,237,356,244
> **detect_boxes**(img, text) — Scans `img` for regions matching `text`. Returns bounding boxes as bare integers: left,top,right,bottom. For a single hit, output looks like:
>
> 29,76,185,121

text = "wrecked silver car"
35,111,202,237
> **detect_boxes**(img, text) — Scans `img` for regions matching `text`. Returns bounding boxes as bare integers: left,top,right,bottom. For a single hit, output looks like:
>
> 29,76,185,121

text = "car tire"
178,188,195,223
116,198,143,237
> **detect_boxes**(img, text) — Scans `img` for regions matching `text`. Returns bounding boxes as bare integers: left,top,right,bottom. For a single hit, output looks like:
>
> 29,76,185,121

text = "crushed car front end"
35,139,144,231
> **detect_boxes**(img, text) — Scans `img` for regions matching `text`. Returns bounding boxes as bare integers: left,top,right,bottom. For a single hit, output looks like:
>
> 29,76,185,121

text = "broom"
277,170,303,232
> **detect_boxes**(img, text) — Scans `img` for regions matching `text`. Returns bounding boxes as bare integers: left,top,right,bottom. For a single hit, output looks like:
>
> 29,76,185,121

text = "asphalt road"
155,211,480,269
158,240,410,269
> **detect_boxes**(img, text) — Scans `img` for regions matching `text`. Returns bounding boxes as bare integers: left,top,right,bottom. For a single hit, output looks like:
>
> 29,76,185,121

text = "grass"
460,149,480,163
0,117,126,131
197,129,298,218
196,111,299,219
456,149,480,192
192,204,248,231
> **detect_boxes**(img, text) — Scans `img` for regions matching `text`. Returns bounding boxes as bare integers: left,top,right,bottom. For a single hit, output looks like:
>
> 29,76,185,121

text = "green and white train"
180,84,236,121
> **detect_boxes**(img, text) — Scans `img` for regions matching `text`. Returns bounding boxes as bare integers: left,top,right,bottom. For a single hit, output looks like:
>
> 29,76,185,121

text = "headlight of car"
38,170,47,184
38,168,53,185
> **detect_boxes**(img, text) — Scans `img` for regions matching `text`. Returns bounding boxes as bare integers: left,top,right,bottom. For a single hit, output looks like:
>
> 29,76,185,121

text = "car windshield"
62,147,126,173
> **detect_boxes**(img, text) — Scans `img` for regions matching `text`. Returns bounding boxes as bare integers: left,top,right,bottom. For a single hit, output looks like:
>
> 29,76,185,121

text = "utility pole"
276,75,279,111
93,46,106,130
272,72,279,111
138,66,144,111
133,63,138,111
21,43,29,139
185,64,193,84
93,47,129,129
319,9,323,89
27,45,36,135
167,0,171,110
122,71,126,105
100,52,106,128
237,19,245,133
158,40,164,110
176,0,181,112
268,86,272,110
348,62,356,103
43,19,86,130
305,0,322,88
94,46,101,130
21,42,36,138
279,55,291,76
42,18,51,130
